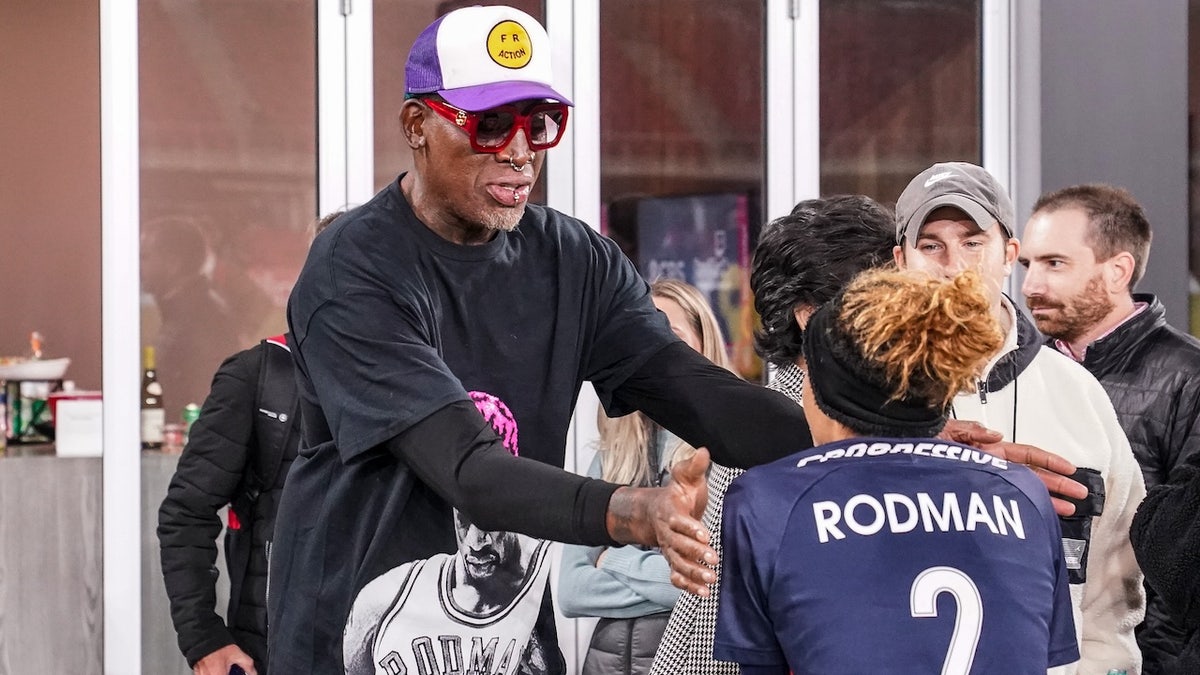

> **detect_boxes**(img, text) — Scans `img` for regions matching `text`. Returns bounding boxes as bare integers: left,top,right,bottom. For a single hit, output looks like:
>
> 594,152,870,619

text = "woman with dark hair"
652,196,898,675
713,269,1080,674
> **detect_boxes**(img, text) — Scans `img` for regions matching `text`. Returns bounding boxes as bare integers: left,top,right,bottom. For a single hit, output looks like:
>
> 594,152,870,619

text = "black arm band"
385,400,619,546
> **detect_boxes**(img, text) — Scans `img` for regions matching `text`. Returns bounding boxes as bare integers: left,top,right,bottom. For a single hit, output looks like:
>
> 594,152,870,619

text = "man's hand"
942,420,1088,516
606,448,717,597
941,419,1003,447
193,644,256,675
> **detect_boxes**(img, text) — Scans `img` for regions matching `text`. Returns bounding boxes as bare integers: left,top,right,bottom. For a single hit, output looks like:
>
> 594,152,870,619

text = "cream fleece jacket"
952,299,1146,675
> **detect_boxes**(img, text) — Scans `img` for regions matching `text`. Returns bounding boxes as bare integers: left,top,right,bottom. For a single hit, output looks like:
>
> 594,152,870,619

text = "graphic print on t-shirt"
342,391,552,675
470,391,519,455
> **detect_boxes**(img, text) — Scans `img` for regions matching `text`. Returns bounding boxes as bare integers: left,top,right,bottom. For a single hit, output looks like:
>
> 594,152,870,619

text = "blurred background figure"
156,211,341,675
141,215,242,415
1132,454,1200,675
559,279,733,675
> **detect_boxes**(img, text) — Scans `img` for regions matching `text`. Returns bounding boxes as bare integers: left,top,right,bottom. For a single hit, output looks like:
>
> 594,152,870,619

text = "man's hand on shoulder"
942,419,1088,516
193,644,256,675
941,419,1003,447
605,448,717,597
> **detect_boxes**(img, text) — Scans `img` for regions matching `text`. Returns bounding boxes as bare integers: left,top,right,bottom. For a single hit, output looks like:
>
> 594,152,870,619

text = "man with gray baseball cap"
893,161,1146,675
895,161,1016,246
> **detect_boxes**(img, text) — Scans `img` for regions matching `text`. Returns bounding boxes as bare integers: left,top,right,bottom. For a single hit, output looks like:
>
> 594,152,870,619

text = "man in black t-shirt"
268,6,1083,674
269,10,817,672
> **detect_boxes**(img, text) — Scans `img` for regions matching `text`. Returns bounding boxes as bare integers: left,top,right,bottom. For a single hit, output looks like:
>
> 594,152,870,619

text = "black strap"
251,336,299,495
227,336,299,626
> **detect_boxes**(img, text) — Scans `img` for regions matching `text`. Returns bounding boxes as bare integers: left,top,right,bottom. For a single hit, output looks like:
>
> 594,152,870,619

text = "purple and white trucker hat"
404,5,572,112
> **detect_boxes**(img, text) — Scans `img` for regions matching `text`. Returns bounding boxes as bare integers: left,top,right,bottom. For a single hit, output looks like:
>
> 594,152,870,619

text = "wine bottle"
141,346,165,450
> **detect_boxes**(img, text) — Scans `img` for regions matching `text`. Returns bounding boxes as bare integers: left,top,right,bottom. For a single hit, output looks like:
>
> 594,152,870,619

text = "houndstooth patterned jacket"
649,363,805,675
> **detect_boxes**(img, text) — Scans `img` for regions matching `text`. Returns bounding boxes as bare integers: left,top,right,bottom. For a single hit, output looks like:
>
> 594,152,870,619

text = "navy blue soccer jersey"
714,438,1079,675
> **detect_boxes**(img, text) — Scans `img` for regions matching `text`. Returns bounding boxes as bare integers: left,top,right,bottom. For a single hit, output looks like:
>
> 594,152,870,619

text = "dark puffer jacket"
583,612,670,675
1067,294,1200,673
1132,458,1200,675
157,337,300,670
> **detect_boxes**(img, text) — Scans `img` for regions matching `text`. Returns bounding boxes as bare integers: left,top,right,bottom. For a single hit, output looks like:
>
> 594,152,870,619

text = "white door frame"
318,0,375,216
100,0,143,670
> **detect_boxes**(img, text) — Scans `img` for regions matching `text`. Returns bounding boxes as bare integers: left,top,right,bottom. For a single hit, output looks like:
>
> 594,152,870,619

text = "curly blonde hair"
835,268,1003,411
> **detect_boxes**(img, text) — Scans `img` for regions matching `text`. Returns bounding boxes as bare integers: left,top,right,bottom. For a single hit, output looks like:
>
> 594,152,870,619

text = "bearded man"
1021,183,1200,675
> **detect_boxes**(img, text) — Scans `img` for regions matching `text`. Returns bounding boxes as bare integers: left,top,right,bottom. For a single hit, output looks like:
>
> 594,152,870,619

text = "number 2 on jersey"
910,566,983,675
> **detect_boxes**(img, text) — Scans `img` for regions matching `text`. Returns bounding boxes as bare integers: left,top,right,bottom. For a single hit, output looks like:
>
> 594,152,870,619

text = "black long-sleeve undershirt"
386,400,620,546
607,341,813,469
386,341,813,548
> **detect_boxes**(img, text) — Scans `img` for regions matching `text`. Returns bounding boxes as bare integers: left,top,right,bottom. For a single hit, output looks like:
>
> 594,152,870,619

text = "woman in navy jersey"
714,268,1080,675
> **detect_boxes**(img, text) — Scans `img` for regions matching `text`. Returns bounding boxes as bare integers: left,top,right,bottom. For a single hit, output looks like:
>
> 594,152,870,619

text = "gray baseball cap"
895,161,1015,245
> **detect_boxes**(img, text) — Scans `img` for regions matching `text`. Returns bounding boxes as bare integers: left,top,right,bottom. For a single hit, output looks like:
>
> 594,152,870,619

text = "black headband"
802,304,947,436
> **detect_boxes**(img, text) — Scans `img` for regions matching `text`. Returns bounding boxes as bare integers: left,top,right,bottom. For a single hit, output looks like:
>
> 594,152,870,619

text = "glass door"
136,1,318,671
819,0,982,203
599,0,768,382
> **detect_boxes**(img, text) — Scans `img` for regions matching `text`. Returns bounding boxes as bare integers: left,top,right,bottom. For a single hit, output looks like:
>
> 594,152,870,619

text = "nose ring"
508,151,535,172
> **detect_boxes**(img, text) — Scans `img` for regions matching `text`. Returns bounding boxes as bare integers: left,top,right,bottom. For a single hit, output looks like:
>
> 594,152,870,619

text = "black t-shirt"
269,177,679,674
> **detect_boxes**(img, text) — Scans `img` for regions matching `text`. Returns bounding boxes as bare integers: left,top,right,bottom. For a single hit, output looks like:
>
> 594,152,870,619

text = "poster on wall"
627,193,761,380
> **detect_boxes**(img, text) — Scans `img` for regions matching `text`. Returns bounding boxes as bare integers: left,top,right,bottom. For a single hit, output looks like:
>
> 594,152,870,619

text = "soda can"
182,403,201,443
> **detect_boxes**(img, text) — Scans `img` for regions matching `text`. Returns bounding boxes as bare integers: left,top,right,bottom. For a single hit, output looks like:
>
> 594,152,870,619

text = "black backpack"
225,335,300,627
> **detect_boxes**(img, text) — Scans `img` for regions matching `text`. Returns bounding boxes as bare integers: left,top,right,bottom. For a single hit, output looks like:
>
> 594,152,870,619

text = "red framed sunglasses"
423,98,569,153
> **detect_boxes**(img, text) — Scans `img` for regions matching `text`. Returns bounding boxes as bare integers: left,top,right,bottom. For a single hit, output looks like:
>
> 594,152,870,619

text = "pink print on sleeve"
469,391,519,456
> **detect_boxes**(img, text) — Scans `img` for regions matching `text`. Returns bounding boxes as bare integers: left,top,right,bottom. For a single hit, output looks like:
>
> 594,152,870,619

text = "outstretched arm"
606,342,813,469
388,400,716,586
942,420,1088,516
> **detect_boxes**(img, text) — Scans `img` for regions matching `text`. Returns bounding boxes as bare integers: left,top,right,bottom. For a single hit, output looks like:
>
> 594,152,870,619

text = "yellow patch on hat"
487,20,532,69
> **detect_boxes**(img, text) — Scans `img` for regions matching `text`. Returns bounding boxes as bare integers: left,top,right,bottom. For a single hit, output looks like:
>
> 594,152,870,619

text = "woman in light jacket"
558,279,734,675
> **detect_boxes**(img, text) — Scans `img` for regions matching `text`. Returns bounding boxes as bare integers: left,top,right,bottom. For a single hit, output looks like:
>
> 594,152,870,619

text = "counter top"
0,442,57,457
0,451,200,673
